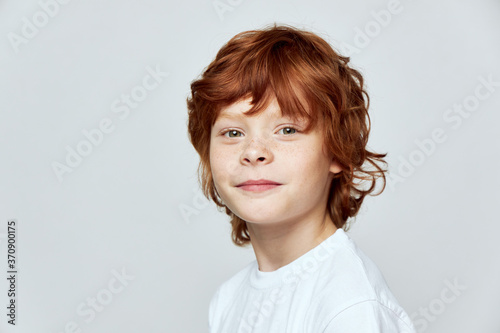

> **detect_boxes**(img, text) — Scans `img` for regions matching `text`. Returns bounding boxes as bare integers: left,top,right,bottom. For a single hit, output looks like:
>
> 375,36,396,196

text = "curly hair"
186,23,387,247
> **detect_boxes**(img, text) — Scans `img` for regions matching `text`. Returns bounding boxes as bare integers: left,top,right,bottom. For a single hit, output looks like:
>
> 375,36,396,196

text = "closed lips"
236,179,281,186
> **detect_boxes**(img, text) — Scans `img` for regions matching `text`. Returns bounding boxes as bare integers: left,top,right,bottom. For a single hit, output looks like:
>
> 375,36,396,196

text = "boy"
187,24,416,332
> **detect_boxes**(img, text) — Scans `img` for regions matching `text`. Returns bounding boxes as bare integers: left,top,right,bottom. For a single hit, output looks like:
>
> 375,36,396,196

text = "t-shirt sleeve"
322,300,416,333
208,286,221,332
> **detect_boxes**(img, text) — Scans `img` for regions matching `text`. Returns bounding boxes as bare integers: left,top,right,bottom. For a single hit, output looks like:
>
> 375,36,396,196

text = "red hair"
187,24,387,246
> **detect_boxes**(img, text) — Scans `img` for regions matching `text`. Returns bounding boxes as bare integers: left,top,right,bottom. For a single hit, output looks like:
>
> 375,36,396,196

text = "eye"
278,127,297,135
223,129,243,138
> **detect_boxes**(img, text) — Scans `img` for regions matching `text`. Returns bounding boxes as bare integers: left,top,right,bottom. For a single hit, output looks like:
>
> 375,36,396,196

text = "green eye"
224,130,242,138
279,127,297,135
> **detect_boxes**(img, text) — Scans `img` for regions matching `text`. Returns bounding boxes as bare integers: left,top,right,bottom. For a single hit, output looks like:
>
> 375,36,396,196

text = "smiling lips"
236,179,282,192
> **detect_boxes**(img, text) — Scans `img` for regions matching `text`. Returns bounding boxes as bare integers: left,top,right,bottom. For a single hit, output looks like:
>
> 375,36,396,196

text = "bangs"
206,31,328,133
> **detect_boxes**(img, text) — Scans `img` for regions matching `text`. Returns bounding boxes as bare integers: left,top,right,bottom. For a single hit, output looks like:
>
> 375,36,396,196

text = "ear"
329,159,343,174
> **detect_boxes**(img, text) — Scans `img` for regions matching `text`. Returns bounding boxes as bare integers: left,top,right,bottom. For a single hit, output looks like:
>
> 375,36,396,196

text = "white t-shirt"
208,228,416,333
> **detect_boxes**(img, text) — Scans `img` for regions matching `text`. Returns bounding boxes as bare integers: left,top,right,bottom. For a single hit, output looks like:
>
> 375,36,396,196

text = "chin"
228,202,284,223
239,213,280,225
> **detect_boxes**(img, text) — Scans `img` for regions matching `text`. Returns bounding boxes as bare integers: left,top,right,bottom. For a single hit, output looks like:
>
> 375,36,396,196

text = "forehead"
217,97,276,118
217,98,252,118
216,97,305,123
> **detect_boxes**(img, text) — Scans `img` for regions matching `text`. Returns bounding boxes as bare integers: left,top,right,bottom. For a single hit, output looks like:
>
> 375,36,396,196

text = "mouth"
236,179,282,192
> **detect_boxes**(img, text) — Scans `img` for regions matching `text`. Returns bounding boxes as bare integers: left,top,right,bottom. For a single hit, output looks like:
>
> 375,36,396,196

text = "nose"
240,137,273,165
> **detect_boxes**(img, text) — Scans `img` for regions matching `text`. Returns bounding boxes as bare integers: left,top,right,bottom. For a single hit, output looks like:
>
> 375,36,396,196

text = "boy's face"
209,96,342,227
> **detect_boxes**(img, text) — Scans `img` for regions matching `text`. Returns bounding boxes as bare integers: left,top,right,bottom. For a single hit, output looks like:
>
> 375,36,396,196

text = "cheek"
209,147,221,179
291,148,329,181
209,146,231,184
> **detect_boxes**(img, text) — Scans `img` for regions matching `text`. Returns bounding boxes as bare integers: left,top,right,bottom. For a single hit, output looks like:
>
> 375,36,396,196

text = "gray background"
1,0,499,332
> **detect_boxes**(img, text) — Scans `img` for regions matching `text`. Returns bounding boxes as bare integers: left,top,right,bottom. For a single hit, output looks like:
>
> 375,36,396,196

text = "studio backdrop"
1,0,499,332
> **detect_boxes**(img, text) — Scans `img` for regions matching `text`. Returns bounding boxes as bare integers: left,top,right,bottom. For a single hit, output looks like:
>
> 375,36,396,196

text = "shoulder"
311,230,415,332
208,260,255,329
313,229,391,298
322,299,416,332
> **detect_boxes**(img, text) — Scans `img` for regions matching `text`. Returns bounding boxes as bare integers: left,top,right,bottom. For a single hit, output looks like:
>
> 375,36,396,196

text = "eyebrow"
216,110,300,122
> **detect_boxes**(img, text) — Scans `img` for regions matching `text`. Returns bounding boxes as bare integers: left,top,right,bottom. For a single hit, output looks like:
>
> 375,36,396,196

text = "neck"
246,212,338,272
